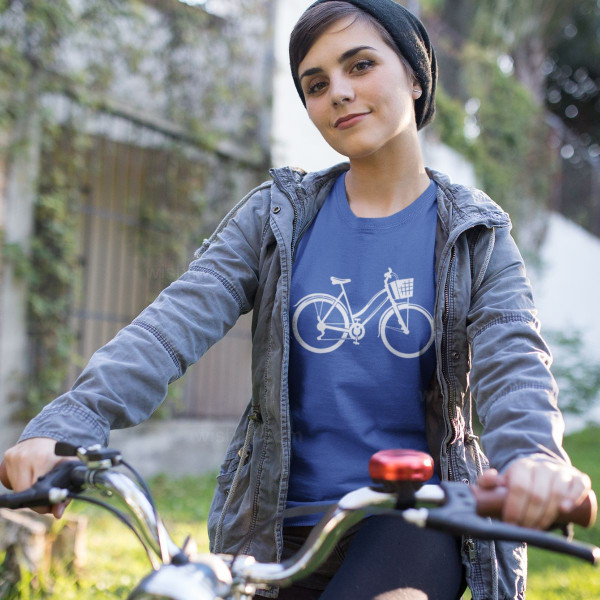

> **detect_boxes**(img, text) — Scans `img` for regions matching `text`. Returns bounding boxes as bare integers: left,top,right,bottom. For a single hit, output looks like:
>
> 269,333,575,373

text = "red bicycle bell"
369,449,434,487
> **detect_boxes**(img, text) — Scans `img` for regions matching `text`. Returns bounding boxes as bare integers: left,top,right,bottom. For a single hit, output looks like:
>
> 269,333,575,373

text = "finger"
52,500,70,519
4,449,36,492
540,467,589,530
6,461,37,494
502,464,534,526
477,469,505,489
32,505,54,515
5,441,64,493
7,460,54,515
0,460,11,490
560,470,592,513
534,467,591,529
521,466,556,529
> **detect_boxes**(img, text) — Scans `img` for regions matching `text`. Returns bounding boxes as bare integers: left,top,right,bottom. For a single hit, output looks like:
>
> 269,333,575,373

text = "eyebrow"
299,45,377,81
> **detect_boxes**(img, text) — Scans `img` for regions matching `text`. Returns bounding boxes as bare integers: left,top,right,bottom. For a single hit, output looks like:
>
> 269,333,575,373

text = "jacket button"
452,351,460,359
272,206,281,214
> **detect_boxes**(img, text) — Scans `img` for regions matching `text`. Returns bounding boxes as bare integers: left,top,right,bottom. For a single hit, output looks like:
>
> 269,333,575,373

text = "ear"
412,86,422,99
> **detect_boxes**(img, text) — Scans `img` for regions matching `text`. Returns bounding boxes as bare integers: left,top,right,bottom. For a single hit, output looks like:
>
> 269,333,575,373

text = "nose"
329,74,354,106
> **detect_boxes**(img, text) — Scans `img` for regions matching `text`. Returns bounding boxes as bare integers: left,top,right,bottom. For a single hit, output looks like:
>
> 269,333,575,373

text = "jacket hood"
427,168,510,237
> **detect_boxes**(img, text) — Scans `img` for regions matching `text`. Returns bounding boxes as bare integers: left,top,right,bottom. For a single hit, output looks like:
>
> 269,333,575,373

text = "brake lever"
56,442,122,469
404,481,600,565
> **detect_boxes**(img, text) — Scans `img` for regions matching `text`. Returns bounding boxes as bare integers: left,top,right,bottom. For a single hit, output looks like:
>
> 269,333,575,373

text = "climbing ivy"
3,123,84,417
432,49,558,238
0,0,268,418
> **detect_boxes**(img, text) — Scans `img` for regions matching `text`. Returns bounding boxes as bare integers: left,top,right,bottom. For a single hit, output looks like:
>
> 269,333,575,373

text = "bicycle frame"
292,269,434,357
317,276,404,337
322,283,401,332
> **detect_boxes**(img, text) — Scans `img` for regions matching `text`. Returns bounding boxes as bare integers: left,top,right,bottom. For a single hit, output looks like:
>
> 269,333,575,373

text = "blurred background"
0,1,599,598
0,0,599,465
2,0,599,463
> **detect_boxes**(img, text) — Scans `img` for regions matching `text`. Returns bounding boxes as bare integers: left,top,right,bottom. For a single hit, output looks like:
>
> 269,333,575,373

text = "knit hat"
292,0,437,130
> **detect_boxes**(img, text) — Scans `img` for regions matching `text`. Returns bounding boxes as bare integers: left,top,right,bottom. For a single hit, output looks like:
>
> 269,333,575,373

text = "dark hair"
289,0,418,97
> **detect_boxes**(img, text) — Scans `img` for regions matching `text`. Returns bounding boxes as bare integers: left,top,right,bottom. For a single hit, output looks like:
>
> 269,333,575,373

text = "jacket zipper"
270,170,299,258
464,538,476,562
441,245,457,481
442,240,486,588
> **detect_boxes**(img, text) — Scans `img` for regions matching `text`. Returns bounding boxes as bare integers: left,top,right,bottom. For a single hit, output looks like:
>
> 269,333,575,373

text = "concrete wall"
109,418,238,478
0,82,42,451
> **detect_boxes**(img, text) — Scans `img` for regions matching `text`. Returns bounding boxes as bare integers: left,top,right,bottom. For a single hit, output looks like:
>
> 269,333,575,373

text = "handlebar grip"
0,487,52,509
472,485,598,528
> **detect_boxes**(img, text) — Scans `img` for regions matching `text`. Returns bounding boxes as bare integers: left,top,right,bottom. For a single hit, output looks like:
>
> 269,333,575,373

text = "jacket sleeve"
19,184,272,448
466,225,570,472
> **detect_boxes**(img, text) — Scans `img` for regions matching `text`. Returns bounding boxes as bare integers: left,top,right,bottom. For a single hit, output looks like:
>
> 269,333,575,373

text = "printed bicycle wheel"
380,303,434,358
292,294,350,353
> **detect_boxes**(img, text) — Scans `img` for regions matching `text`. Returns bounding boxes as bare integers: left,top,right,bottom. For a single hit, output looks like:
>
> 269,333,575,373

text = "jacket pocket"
216,444,253,495
210,415,257,553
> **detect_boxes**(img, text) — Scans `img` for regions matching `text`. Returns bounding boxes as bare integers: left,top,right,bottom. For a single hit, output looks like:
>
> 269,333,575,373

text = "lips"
334,112,370,129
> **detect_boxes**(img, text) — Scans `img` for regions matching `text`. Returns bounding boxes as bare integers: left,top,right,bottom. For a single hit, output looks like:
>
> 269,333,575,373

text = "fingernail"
57,505,65,518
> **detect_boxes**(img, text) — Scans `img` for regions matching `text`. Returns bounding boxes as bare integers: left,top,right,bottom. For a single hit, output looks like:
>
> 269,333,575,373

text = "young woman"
1,1,591,598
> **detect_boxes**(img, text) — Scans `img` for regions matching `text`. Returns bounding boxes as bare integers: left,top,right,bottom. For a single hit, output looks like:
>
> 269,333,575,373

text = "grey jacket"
21,163,569,600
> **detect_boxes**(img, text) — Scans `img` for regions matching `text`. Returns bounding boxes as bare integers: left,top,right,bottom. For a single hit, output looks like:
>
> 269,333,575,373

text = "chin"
325,130,396,160
332,142,387,160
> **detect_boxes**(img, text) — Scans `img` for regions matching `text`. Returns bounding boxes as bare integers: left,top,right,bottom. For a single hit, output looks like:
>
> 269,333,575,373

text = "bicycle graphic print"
292,268,434,358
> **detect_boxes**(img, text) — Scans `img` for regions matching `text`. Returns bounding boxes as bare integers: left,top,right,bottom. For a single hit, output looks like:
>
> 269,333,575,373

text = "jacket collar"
270,162,511,237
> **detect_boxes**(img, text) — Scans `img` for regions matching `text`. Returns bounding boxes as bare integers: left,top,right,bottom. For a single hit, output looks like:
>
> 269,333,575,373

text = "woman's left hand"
477,457,592,530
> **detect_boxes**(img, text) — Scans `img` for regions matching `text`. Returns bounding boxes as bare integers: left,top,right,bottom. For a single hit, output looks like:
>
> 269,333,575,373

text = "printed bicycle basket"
389,277,414,300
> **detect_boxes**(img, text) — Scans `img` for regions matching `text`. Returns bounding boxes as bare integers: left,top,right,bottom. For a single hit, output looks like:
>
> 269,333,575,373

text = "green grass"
0,473,217,599
2,429,599,598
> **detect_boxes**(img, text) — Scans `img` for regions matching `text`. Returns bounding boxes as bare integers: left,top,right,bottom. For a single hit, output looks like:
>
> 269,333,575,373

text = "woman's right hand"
0,437,69,518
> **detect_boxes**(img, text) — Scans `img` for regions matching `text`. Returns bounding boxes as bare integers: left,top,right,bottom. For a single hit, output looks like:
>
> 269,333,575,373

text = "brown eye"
307,81,327,95
352,59,374,73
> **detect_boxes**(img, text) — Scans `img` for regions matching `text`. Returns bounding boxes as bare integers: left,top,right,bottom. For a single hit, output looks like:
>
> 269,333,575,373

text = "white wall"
272,0,346,170
529,213,600,361
529,213,600,431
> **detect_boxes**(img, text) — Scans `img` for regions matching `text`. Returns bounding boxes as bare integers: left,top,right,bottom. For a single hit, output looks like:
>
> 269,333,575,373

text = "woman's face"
297,17,421,160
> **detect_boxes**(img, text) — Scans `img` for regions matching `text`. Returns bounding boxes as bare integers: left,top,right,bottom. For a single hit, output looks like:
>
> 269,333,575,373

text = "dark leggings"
277,516,466,600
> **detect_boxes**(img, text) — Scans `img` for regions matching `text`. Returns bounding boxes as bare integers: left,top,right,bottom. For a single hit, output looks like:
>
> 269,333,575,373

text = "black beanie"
292,0,437,130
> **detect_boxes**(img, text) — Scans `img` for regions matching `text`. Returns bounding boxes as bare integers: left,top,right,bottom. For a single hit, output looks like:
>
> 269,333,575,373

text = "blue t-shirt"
286,173,439,525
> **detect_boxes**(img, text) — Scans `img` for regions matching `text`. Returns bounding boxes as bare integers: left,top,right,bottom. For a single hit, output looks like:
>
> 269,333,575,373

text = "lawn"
1,428,599,598
0,474,216,599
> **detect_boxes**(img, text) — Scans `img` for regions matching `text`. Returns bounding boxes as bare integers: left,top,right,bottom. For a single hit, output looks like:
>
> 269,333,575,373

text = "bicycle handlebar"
0,455,181,570
0,446,598,599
